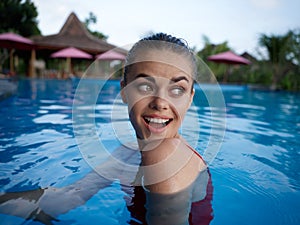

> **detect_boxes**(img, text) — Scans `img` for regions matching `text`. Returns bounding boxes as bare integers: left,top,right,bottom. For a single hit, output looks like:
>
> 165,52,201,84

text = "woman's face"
121,50,194,141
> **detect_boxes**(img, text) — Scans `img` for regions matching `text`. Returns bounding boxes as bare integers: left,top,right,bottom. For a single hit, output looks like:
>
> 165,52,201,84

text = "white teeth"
144,117,170,124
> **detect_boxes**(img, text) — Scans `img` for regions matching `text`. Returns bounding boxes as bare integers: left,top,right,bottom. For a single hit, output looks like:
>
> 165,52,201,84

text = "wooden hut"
30,12,126,78
32,12,116,54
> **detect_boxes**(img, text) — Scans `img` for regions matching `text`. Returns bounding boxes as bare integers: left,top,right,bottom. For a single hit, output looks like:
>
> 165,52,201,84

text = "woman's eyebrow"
133,74,189,84
170,76,189,83
134,74,155,83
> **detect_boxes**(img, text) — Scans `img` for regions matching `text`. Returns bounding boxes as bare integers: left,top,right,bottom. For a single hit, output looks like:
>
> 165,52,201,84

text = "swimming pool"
0,79,299,224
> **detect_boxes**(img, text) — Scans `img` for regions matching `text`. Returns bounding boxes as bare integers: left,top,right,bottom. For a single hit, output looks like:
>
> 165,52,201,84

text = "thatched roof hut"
26,12,127,78
31,12,120,55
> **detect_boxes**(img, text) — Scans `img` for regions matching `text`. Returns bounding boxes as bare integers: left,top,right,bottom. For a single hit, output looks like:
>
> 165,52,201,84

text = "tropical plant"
84,12,108,40
197,35,231,82
0,0,40,36
258,29,300,90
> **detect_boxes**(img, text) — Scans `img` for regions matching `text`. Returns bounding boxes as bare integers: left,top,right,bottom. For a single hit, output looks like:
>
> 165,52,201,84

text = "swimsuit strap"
179,137,206,164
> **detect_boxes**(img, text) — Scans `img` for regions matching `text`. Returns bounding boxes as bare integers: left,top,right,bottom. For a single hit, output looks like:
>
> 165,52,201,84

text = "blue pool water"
0,79,300,224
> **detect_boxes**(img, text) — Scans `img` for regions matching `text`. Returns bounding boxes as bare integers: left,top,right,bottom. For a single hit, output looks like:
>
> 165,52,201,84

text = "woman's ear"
188,88,195,108
120,80,127,104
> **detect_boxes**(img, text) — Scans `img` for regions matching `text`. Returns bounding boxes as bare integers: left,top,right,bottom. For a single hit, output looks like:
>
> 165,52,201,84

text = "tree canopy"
84,12,108,40
0,1,299,90
258,29,300,90
0,0,41,37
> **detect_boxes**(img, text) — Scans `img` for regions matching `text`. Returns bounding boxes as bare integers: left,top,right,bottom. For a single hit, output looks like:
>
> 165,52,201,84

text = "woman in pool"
0,33,213,225
118,33,213,225
121,33,207,192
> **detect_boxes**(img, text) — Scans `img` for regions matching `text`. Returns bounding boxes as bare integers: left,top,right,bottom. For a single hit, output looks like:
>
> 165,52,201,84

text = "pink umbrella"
97,50,126,61
0,32,34,49
51,47,92,74
0,32,34,74
51,47,92,59
207,50,251,65
207,51,251,82
96,50,126,78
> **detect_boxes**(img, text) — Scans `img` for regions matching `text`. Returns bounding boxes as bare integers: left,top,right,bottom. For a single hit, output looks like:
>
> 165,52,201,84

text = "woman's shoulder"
141,137,207,194
158,137,206,169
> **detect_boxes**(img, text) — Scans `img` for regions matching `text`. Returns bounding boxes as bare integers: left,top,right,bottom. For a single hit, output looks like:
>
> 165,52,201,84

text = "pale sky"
32,0,300,56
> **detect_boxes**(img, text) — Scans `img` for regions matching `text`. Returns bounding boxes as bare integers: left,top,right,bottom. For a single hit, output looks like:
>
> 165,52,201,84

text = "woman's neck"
137,137,180,164
135,136,206,194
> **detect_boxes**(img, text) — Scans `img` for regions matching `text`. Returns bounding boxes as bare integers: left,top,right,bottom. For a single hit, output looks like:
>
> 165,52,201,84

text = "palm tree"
258,32,294,90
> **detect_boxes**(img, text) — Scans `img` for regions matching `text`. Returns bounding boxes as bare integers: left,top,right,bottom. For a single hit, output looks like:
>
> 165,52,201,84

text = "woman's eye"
169,86,186,97
137,84,153,94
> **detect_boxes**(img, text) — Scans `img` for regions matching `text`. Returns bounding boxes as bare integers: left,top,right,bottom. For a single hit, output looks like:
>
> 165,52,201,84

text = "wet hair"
123,32,197,86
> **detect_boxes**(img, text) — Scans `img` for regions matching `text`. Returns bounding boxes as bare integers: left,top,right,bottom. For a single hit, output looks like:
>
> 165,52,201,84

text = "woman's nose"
149,96,169,111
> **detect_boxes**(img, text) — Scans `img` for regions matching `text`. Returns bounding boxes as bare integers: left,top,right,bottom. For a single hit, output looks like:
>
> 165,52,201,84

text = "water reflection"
0,80,214,224
0,146,213,225
1,80,300,224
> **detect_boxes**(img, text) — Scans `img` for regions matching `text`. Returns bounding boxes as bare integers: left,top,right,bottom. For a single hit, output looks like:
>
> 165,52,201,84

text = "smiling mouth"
143,117,173,129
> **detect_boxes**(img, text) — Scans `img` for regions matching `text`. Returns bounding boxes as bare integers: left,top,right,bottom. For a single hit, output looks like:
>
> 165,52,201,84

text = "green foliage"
0,2,298,90
259,33,289,64
0,0,40,36
258,29,300,90
84,12,108,40
287,29,300,66
197,35,231,81
197,30,300,91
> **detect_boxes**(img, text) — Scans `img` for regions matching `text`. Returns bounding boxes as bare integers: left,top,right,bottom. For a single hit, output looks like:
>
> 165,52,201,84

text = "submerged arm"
0,170,112,224
0,145,139,224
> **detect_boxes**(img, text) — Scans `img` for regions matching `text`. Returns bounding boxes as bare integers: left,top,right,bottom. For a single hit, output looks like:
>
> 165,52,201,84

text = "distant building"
27,12,126,78
241,52,257,62
31,12,119,55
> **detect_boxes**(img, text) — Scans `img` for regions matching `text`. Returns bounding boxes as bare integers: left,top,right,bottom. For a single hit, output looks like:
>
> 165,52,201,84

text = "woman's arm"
0,145,139,224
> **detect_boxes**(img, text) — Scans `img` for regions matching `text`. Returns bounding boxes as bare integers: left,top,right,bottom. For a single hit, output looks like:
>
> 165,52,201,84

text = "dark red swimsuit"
127,151,214,225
